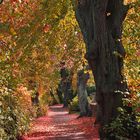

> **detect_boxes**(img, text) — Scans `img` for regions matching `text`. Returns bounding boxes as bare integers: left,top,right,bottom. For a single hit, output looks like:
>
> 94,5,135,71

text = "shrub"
69,96,80,112
87,85,96,96
0,85,34,140
104,92,140,140
104,108,140,140
36,96,48,117
40,92,57,106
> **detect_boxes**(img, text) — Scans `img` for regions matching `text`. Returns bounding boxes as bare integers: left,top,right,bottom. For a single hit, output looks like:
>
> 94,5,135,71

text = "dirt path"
22,104,99,140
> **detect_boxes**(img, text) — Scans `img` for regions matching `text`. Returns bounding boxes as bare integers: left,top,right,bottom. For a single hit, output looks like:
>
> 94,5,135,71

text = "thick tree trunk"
77,69,90,117
75,0,129,138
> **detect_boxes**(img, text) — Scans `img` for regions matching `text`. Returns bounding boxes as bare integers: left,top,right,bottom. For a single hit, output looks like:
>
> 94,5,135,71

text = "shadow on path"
22,104,99,140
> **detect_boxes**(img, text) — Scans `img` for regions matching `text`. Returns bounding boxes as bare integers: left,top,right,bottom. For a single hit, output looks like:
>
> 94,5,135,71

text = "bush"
104,108,140,140
104,92,140,140
40,92,57,106
69,96,80,112
31,104,47,118
86,85,96,96
0,85,34,140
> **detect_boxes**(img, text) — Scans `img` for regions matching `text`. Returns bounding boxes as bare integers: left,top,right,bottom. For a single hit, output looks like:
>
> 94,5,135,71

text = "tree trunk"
77,69,90,117
57,83,63,103
50,89,58,105
60,66,73,107
75,0,129,138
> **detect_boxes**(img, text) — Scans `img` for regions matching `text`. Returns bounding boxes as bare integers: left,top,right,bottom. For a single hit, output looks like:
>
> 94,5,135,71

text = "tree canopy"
0,0,139,139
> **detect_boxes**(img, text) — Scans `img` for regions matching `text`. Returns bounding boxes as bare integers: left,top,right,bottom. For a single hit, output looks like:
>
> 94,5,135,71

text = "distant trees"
60,62,72,107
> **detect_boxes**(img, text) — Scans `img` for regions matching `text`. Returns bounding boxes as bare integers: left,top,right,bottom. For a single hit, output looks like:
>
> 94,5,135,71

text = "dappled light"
22,105,99,140
0,0,139,140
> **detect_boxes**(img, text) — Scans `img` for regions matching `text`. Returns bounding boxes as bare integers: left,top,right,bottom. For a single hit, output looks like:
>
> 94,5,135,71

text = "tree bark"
57,83,63,103
77,69,90,117
75,0,129,138
60,66,73,107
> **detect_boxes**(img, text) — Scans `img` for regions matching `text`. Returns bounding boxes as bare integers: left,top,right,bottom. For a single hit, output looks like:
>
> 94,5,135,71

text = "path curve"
22,104,99,140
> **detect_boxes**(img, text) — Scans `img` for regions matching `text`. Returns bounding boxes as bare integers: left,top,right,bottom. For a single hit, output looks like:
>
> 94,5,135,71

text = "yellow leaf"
10,28,16,35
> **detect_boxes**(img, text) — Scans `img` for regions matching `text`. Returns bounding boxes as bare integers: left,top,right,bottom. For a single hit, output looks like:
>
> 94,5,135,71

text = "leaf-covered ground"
22,104,99,140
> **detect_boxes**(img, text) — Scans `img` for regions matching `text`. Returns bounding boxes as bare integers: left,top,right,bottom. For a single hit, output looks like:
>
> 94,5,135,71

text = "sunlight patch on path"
22,104,99,140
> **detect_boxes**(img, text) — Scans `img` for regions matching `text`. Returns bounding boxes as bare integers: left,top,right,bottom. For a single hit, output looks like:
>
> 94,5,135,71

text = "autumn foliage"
0,0,139,139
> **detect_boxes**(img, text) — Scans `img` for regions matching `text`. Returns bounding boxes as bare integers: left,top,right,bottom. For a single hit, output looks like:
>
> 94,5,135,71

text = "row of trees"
0,0,139,139
0,0,87,101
